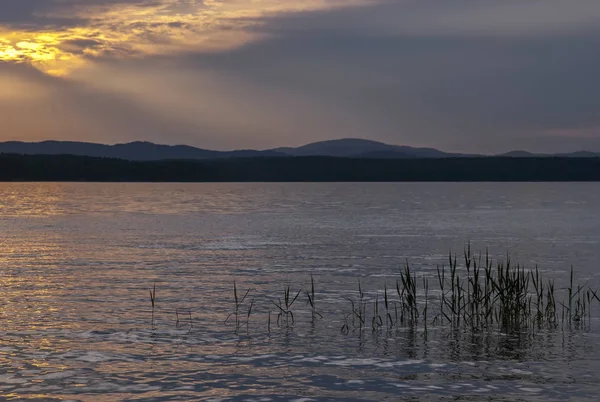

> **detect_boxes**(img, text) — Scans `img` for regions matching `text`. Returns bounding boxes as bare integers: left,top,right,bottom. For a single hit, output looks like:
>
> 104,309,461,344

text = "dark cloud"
58,39,104,54
0,0,132,26
177,1,600,152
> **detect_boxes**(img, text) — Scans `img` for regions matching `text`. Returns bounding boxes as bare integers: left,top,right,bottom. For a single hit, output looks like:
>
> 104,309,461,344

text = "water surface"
1,182,600,401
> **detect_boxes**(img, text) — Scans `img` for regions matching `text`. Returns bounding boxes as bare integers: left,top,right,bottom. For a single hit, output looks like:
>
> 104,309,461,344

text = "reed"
337,247,596,335
398,262,419,325
371,295,383,332
384,284,393,329
271,284,302,327
306,275,323,322
345,279,367,332
268,309,272,333
247,298,254,332
185,247,600,338
225,281,252,333
149,282,156,331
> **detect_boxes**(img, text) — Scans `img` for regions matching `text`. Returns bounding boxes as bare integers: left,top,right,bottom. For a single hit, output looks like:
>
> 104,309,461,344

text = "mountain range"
0,138,598,161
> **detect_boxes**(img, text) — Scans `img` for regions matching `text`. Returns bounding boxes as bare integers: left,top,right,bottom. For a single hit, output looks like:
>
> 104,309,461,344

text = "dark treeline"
1,153,600,182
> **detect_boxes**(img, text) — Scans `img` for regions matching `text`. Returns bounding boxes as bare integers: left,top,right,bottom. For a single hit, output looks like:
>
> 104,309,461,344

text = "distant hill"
272,138,463,158
499,150,539,157
0,139,598,160
499,150,600,158
1,138,459,160
0,141,285,161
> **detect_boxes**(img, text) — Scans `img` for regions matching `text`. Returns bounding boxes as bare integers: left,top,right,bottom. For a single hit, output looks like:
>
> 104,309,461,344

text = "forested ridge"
1,154,599,182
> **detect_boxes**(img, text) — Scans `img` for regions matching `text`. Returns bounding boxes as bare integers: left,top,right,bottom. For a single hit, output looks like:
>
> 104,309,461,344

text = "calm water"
1,182,600,401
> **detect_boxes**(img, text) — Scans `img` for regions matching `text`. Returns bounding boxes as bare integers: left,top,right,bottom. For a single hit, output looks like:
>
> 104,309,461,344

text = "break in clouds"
1,0,600,153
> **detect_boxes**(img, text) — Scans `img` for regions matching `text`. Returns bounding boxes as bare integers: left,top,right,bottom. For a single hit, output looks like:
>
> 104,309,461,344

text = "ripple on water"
2,183,600,401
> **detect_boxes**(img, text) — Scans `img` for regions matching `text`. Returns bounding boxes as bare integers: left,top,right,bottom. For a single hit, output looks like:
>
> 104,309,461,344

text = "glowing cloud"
0,0,367,76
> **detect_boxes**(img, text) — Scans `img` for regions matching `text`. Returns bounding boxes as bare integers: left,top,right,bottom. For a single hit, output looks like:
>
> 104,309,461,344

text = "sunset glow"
1,0,598,152
0,0,364,76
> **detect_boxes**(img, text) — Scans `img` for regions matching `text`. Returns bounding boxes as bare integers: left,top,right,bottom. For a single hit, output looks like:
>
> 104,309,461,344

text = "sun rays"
0,0,365,76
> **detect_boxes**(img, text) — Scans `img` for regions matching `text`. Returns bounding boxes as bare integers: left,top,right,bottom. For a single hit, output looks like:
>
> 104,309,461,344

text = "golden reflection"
0,0,367,76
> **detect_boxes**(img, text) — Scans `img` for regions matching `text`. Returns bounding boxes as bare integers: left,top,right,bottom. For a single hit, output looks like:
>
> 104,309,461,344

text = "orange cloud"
0,0,368,76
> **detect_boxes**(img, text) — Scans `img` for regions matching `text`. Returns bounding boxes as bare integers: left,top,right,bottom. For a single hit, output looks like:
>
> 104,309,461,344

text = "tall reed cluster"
148,247,600,336
341,246,599,335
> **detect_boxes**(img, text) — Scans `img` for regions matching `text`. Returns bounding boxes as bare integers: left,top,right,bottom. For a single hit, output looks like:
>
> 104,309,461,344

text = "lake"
1,182,600,401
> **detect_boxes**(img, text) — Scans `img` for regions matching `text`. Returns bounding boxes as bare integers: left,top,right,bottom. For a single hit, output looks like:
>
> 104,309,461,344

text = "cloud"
1,0,600,152
398,0,600,37
171,2,600,152
255,0,600,38
0,0,368,75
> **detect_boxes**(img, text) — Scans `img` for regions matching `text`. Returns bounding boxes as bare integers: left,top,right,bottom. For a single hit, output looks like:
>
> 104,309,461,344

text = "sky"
1,0,600,153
